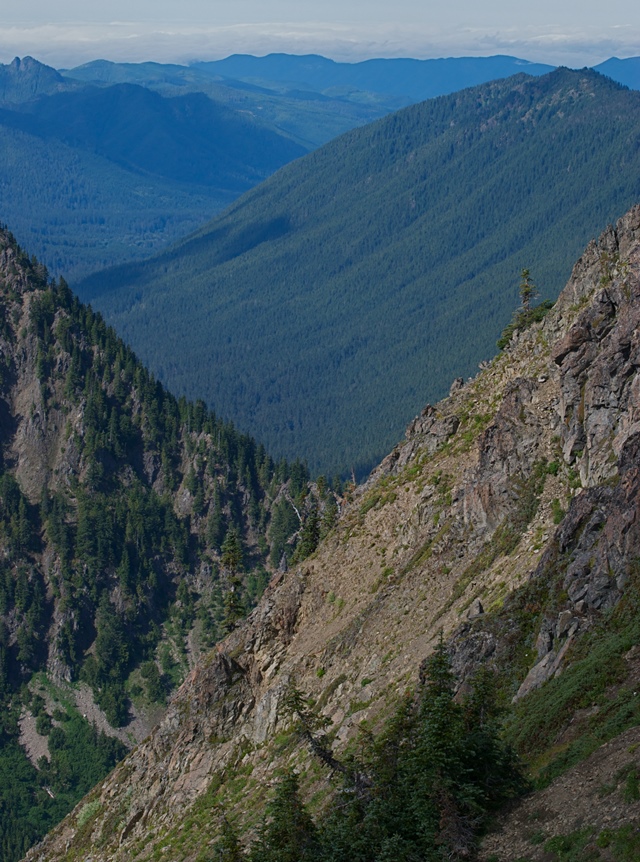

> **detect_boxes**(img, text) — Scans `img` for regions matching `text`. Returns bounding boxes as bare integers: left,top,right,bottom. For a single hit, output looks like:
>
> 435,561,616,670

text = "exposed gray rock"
467,598,484,619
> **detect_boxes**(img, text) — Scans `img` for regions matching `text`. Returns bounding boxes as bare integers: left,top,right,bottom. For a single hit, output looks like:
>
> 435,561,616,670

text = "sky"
0,1,638,68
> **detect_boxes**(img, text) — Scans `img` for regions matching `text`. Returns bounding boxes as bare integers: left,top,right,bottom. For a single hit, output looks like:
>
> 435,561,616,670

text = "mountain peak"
0,55,67,104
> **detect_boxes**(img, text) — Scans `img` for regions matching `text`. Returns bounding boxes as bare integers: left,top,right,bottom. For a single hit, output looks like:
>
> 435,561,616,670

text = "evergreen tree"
221,527,243,571
212,815,243,862
222,576,245,634
249,771,319,862
519,268,538,310
461,667,529,810
297,504,320,560
206,485,226,549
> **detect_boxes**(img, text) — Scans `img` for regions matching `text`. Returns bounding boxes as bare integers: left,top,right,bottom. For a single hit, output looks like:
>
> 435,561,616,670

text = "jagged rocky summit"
24,205,640,860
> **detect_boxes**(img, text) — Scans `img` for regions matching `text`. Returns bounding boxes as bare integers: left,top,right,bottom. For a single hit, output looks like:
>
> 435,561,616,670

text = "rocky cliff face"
23,206,640,861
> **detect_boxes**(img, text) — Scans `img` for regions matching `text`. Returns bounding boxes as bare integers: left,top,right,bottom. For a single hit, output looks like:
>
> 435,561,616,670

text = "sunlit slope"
78,68,640,476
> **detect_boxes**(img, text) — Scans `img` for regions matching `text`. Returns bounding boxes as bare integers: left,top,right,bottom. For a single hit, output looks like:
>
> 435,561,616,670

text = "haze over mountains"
78,67,640,476
66,53,556,110
63,52,640,104
1,52,639,284
0,57,307,281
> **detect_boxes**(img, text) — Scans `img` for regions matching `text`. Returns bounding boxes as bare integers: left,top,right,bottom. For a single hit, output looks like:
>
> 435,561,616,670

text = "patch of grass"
551,498,566,524
543,827,598,861
359,493,382,516
597,824,640,859
77,800,101,829
348,698,372,716
401,521,452,576
316,674,347,711
358,482,398,519
507,567,640,786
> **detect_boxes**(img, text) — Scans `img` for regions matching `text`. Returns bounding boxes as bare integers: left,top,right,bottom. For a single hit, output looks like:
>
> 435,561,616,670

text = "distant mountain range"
66,52,640,107
0,57,307,280
76,67,640,477
61,58,396,148
593,55,640,89
1,52,639,283
66,53,556,113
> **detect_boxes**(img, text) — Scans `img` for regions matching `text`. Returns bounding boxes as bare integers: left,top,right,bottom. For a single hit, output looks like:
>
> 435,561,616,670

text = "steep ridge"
0,229,321,860
77,67,640,476
26,207,640,860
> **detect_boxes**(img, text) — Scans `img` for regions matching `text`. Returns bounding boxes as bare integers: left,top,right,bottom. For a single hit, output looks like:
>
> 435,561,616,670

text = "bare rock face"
521,430,640,692
24,206,640,862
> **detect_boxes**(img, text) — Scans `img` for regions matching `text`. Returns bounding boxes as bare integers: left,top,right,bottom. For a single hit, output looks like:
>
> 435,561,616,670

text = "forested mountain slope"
0,229,329,861
79,67,640,476
1,84,305,189
26,205,640,862
0,58,306,281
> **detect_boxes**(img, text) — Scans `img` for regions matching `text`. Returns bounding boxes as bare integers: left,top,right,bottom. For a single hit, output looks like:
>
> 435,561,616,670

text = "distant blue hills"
189,53,557,103
1,51,638,284
592,56,640,90
193,52,640,96
68,52,640,106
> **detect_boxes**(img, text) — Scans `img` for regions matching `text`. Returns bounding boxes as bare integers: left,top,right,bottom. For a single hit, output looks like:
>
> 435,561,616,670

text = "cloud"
0,21,638,68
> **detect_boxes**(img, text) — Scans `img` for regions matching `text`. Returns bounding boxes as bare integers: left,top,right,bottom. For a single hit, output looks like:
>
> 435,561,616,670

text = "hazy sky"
0,1,638,68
